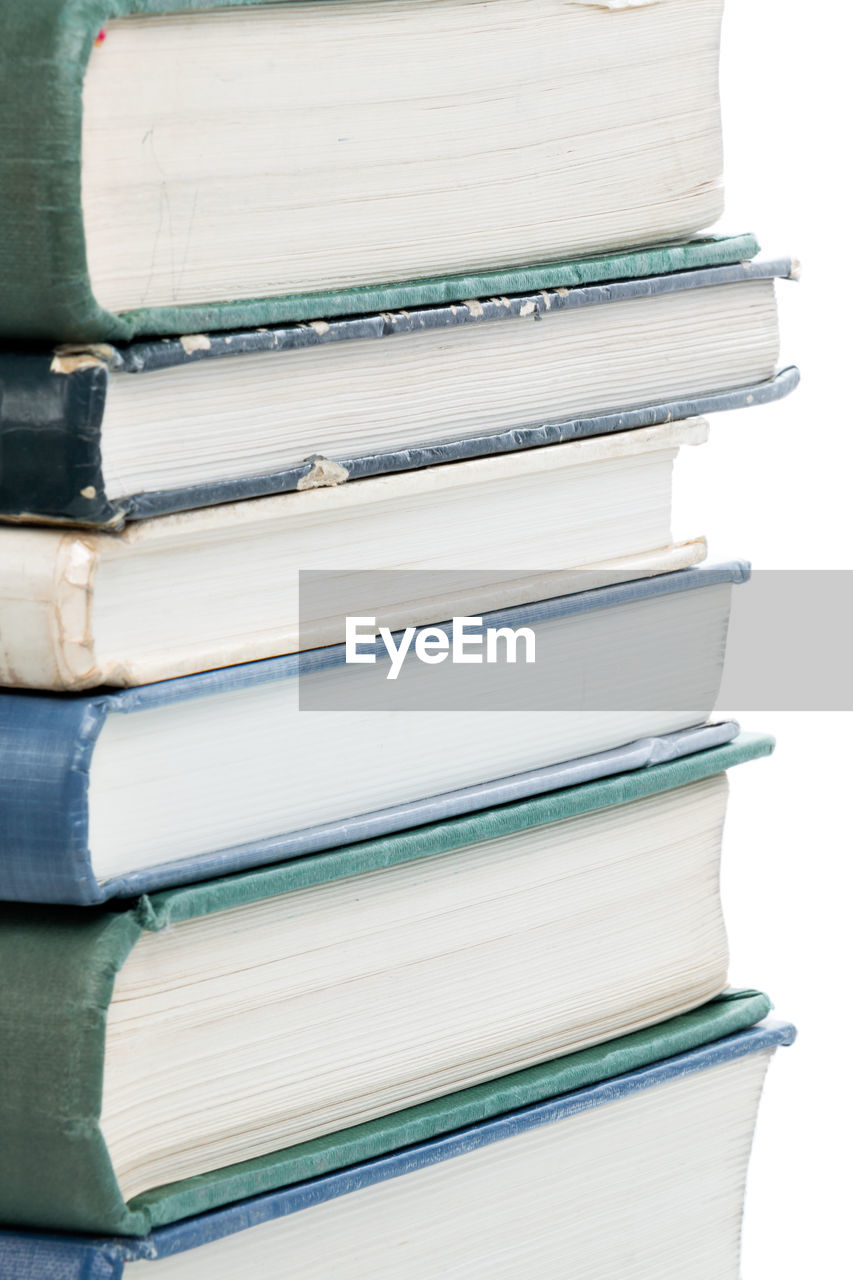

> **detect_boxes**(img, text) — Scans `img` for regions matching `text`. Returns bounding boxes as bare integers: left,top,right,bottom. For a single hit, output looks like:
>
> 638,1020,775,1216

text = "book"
0,255,797,527
0,1005,794,1276
0,421,713,690
0,719,743,907
1,0,732,342
0,567,755,904
0,729,773,1236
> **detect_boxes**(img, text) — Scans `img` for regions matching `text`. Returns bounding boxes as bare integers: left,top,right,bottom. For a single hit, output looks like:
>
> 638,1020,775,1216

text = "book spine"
0,352,116,525
0,1,121,342
0,526,103,690
0,902,145,1235
0,364,800,530
0,692,106,904
0,1234,126,1279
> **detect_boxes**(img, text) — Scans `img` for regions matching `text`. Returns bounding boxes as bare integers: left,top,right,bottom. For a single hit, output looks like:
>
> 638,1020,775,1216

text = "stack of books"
0,1,796,1275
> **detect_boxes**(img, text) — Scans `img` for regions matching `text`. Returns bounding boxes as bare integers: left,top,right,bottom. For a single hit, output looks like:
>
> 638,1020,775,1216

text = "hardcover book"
0,734,772,1234
0,1007,794,1277
0,566,754,904
0,419,714,689
0,254,797,526
1,0,731,342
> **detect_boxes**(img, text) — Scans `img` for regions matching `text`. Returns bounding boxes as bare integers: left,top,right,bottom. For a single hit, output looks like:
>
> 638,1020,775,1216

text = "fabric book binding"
0,0,732,342
0,735,773,1236
0,252,797,526
0,564,753,904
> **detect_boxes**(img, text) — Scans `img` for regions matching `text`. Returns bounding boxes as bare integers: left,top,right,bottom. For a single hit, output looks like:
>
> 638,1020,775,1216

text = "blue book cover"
0,256,797,526
0,563,753,905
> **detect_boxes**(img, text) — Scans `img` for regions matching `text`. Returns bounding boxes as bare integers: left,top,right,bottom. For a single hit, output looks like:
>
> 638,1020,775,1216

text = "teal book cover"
0,0,731,341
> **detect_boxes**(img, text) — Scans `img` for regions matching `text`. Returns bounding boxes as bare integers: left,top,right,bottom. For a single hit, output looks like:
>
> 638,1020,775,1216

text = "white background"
670,2,853,1272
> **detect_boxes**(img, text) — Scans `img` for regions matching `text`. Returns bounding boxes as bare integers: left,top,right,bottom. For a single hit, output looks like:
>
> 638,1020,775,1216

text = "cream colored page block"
86,580,729,875
141,1052,770,1280
81,0,724,312
99,281,778,497
90,424,699,681
102,776,730,1198
90,462,672,675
